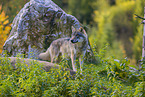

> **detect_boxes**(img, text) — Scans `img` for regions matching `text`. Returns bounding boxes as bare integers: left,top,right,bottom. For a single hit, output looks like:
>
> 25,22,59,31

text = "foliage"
91,1,135,59
68,0,95,24
89,0,145,63
132,0,144,62
0,5,11,54
1,0,29,22
0,46,145,96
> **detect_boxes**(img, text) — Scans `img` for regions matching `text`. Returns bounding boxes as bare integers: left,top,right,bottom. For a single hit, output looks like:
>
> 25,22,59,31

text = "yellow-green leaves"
0,5,11,53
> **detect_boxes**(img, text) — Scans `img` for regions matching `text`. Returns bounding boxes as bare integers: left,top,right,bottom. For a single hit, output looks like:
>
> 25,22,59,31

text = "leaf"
4,26,11,32
0,11,8,21
3,20,9,25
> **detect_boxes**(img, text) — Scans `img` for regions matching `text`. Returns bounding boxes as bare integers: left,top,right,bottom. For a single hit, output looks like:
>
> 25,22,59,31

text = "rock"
5,57,76,76
2,0,93,61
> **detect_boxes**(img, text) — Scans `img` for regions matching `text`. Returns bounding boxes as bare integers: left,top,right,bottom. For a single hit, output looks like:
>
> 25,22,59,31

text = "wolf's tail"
38,48,51,61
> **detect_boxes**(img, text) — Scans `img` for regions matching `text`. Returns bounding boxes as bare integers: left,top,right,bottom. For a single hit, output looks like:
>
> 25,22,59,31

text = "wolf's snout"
71,39,78,43
71,40,74,43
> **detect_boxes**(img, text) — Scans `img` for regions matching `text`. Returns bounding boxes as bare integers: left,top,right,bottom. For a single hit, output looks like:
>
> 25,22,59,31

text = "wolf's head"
70,26,88,43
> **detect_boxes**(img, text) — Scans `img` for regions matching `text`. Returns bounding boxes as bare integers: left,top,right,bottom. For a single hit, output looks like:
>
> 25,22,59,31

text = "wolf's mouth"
71,40,78,43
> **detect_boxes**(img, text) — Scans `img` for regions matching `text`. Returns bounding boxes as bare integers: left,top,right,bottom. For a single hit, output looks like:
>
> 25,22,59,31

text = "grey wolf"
39,26,88,71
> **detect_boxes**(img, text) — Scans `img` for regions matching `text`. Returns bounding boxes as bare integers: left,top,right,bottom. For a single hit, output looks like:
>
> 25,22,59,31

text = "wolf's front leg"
71,52,77,71
79,56,84,72
79,51,86,72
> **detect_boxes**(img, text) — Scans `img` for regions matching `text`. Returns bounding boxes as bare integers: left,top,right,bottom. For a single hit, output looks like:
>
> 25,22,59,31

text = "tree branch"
135,14,145,20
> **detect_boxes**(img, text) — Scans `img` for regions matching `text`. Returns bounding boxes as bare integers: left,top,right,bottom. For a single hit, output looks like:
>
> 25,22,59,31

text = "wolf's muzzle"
71,40,78,43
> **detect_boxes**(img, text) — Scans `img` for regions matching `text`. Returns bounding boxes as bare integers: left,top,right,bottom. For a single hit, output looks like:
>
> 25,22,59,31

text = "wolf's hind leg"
50,50,60,63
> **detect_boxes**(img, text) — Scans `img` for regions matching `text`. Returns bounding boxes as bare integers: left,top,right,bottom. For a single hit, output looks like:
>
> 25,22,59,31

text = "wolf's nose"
71,40,78,43
71,40,74,43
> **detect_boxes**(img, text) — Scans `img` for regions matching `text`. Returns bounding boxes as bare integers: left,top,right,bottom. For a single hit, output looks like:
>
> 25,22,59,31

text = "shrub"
0,48,144,96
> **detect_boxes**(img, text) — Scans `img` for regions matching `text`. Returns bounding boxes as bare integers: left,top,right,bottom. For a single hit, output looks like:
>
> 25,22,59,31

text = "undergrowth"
0,47,145,97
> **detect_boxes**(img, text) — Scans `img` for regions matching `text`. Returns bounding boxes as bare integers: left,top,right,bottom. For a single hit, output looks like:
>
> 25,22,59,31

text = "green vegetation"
0,46,145,96
90,0,144,62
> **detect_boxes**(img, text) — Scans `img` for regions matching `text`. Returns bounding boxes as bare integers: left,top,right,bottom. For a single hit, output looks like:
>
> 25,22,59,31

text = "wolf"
39,26,88,71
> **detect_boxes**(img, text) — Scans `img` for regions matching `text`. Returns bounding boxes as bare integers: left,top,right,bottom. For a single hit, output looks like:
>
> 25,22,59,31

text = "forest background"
0,0,145,64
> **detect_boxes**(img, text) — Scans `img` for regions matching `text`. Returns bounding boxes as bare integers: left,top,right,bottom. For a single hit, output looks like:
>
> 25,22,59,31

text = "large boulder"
1,57,76,75
2,0,93,60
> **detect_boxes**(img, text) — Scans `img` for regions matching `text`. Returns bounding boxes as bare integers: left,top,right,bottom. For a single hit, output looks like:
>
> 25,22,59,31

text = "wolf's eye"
76,34,80,37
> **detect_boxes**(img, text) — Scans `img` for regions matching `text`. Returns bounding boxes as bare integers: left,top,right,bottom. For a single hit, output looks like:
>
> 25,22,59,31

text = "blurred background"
0,0,144,64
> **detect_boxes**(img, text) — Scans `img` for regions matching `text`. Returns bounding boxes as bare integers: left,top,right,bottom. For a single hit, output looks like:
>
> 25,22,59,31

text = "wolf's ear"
71,26,76,32
79,27,88,37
